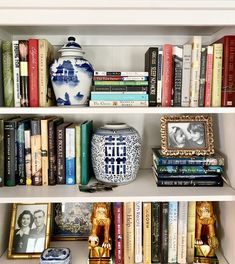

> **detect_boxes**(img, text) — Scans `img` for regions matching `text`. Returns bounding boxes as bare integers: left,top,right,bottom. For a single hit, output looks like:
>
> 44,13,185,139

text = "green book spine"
2,41,14,107
81,120,93,185
0,119,4,186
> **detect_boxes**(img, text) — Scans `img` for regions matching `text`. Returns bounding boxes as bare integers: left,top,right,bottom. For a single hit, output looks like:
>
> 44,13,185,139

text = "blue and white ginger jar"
91,123,141,185
50,36,93,106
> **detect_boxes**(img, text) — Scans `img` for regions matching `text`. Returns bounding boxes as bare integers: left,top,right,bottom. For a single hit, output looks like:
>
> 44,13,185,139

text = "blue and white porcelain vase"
91,123,141,185
50,36,93,106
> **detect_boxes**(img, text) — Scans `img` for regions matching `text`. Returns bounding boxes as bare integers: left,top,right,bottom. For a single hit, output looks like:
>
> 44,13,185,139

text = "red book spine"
162,44,173,107
28,39,39,107
204,46,213,107
114,202,124,264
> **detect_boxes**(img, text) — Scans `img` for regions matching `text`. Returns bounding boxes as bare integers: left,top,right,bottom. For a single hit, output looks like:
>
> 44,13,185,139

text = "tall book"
38,39,55,107
157,49,163,106
24,127,32,186
162,44,173,107
145,47,158,106
189,36,202,107
123,202,134,264
0,119,4,186
135,201,142,263
168,201,178,263
2,41,14,107
28,39,39,107
66,124,76,185
187,201,196,264
212,43,223,107
75,124,81,185
0,42,4,107
215,35,235,106
198,46,207,107
19,40,29,107
204,46,214,107
113,202,124,264
12,40,21,107
161,202,169,263
143,202,151,264
173,45,183,107
151,202,161,263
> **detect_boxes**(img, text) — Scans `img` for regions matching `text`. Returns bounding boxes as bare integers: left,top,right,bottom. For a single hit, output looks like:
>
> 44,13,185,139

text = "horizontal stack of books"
89,71,149,107
152,148,225,186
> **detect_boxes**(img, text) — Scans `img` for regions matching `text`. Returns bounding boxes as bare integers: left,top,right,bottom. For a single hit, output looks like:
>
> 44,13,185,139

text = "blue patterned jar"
50,36,93,106
91,123,141,185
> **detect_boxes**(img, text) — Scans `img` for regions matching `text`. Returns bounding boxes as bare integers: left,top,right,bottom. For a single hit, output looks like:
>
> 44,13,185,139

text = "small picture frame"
8,203,51,259
51,202,93,240
160,115,215,156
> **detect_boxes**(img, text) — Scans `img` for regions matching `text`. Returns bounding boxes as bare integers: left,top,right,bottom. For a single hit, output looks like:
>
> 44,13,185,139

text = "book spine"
145,47,158,106
0,120,4,186
91,86,148,92
143,202,151,264
17,121,26,185
94,71,149,76
204,46,214,107
91,91,146,94
173,46,183,107
93,76,148,81
94,80,148,86
114,202,124,264
168,201,178,263
89,100,148,107
187,201,196,264
75,124,81,185
157,178,223,186
189,36,202,107
181,44,192,107
24,129,32,185
157,49,163,106
212,43,223,107
19,40,29,107
151,202,161,263
66,127,76,185
177,202,188,264
28,39,39,107
2,41,14,107
135,201,142,263
12,40,21,107
161,202,169,263
30,119,42,185
0,44,4,107
41,119,49,186
162,44,173,107
91,93,148,101
198,46,207,107
123,202,135,263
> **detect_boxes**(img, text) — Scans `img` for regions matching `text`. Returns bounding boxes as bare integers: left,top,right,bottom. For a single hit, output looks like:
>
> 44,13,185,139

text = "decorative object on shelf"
91,123,141,185
40,247,71,264
79,182,118,193
51,203,92,240
50,36,94,106
8,203,51,259
194,201,219,263
160,115,215,156
88,202,112,264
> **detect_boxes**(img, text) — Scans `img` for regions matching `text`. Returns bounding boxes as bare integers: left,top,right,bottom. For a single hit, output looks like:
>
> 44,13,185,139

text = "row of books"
152,148,225,187
145,35,235,107
0,116,93,187
1,39,55,107
114,201,207,264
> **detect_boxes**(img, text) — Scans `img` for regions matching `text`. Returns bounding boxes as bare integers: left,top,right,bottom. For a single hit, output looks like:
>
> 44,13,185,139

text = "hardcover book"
161,202,169,263
173,46,183,107
66,124,76,185
157,49,163,106
0,42,4,107
12,40,21,107
135,201,142,263
151,202,161,263
198,46,207,107
91,86,148,92
94,71,149,77
168,201,178,263
75,123,81,185
204,46,214,107
187,201,196,264
143,202,151,264
0,119,4,186
24,128,32,185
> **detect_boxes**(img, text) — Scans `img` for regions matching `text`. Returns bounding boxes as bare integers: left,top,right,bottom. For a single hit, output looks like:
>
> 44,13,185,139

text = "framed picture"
8,203,51,259
51,202,93,240
160,115,215,156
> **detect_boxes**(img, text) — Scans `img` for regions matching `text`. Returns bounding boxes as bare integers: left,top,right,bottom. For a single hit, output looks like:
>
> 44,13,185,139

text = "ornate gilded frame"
8,203,51,259
160,115,215,156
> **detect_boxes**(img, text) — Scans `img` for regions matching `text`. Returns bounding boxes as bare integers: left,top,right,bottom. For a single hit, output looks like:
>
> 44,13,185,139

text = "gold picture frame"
8,203,51,259
160,115,215,156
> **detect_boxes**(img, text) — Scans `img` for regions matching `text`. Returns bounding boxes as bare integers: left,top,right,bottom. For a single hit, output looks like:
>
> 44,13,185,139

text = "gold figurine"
88,202,112,264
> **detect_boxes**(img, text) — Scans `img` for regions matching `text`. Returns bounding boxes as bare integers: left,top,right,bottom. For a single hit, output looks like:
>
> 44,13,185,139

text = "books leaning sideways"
89,71,149,107
152,148,225,187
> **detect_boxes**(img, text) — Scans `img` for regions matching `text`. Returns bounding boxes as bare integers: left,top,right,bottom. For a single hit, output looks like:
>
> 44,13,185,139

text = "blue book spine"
91,93,149,101
66,126,76,185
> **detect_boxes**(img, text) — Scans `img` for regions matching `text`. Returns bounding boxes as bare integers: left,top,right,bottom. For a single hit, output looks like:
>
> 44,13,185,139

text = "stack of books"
89,71,149,107
152,148,225,186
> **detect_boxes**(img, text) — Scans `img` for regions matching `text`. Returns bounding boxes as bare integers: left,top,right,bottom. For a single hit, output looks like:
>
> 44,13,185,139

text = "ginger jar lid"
59,36,85,57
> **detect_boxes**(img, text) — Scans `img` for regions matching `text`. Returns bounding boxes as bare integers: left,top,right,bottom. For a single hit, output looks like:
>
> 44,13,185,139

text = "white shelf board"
0,241,230,264
0,170,235,203
0,107,235,115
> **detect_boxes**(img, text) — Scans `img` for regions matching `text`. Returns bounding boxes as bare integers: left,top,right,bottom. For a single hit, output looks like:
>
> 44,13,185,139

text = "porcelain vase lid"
59,36,85,57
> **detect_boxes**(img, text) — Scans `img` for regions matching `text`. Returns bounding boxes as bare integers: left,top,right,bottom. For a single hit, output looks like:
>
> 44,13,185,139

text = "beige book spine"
143,202,151,264
123,202,134,263
135,201,143,263
212,43,223,107
75,124,81,184
187,201,196,264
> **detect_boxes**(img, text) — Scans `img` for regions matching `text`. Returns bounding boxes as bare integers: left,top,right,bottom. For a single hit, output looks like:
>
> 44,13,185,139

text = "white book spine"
181,44,192,107
89,100,149,107
177,201,188,264
189,36,202,107
12,40,21,107
157,50,163,104
66,126,76,185
24,129,31,186
135,201,143,263
168,201,178,263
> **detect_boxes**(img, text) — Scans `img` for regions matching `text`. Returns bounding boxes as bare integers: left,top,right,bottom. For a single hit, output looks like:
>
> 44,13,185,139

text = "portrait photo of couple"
9,203,50,257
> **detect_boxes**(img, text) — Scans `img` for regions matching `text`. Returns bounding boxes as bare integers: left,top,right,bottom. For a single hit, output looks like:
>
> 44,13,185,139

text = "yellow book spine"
212,43,223,107
143,202,151,264
187,201,196,264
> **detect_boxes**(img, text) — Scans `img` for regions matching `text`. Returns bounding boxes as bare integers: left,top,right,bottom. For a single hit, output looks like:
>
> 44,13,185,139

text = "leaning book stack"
89,71,149,107
152,148,224,186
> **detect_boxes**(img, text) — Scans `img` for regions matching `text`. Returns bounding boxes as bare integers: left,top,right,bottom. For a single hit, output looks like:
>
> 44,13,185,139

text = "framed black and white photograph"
51,202,93,240
161,115,215,156
8,203,51,259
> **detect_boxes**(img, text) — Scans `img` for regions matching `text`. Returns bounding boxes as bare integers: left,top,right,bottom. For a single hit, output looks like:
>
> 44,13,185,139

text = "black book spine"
199,47,207,107
0,120,3,186
145,47,158,106
173,46,183,107
157,178,223,186
151,202,161,263
161,202,169,263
